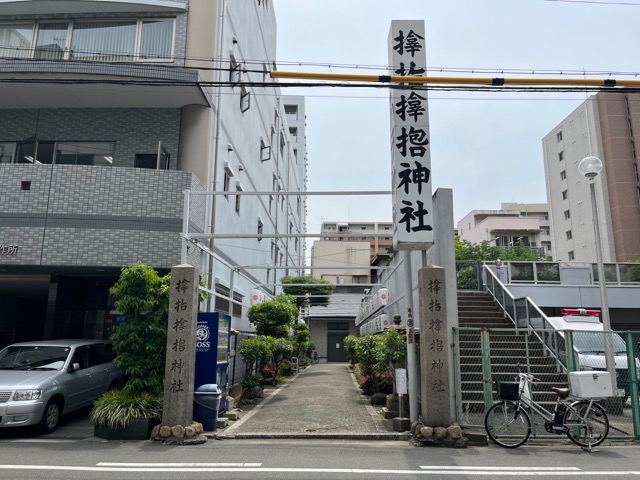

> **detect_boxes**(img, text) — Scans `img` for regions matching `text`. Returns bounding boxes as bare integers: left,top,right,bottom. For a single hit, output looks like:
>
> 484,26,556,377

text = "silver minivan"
0,339,121,433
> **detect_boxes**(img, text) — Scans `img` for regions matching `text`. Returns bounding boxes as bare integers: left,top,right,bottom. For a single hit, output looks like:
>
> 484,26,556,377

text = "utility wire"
3,76,640,94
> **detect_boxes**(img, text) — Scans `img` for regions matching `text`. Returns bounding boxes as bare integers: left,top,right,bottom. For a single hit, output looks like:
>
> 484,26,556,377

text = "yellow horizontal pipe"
270,70,640,88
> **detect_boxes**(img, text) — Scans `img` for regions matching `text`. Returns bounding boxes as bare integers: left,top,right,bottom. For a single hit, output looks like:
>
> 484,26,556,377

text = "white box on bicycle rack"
569,371,612,398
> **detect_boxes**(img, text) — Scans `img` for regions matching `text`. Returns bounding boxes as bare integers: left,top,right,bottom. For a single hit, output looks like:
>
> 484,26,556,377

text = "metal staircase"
457,291,568,412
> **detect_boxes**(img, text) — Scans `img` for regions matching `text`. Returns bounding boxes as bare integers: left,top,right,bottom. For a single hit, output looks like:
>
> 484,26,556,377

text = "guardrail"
484,265,567,371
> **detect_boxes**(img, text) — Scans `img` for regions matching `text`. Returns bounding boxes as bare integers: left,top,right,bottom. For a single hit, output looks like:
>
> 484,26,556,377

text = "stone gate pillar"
162,264,199,427
418,265,451,426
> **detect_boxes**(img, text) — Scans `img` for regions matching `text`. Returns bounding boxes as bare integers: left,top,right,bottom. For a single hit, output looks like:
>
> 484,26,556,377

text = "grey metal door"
327,333,348,362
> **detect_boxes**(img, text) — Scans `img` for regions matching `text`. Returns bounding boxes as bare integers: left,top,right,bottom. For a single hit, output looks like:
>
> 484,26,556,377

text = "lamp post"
578,155,617,395
495,258,503,282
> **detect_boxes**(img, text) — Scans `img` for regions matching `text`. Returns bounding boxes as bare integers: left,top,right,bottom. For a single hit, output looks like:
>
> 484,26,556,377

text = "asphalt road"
0,431,639,480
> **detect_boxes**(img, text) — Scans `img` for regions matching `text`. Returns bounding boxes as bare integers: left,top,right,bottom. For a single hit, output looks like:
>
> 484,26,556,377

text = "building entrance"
326,320,350,362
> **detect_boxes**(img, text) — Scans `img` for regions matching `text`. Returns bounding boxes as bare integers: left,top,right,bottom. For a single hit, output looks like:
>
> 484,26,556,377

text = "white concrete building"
0,1,306,352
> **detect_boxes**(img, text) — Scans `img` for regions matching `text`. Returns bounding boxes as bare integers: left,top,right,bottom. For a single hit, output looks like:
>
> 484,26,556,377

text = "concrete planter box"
94,418,160,441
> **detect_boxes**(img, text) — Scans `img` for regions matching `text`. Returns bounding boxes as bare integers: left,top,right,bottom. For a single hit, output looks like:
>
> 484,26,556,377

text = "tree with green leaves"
247,293,299,338
281,275,335,308
109,262,170,396
455,237,549,262
292,322,313,358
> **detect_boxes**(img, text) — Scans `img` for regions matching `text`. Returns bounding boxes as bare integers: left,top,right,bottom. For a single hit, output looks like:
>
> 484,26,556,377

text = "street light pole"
578,156,617,395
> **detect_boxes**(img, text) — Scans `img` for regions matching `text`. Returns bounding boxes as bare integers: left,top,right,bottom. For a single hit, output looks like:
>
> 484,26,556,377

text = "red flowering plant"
359,372,394,395
262,363,278,378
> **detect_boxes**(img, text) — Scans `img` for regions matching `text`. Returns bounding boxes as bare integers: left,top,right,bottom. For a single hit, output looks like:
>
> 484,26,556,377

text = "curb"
210,432,411,441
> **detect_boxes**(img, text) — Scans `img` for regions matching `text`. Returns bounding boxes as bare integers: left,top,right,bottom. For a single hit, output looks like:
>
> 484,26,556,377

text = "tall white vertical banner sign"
388,21,434,249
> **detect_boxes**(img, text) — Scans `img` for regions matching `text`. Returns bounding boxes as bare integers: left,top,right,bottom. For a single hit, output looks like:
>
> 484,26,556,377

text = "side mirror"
68,362,80,373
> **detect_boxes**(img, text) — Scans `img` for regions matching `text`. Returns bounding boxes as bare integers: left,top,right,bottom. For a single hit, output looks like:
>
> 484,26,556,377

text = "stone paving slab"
215,363,405,440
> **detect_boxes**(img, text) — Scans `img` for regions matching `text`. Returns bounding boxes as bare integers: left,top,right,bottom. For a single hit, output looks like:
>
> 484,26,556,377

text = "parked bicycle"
311,351,320,364
484,372,609,450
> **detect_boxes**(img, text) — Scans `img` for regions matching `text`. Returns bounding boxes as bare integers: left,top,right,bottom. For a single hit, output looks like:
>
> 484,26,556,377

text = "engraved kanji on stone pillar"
163,264,199,427
418,266,451,426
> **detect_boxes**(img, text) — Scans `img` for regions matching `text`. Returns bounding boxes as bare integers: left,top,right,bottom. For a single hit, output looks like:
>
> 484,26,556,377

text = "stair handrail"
483,265,518,327
483,265,568,372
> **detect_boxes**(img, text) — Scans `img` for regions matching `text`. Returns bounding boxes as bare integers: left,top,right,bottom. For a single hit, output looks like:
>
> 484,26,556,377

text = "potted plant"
91,263,169,440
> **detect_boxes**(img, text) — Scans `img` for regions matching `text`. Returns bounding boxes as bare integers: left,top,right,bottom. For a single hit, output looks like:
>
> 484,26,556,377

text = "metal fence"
455,260,640,289
453,326,640,440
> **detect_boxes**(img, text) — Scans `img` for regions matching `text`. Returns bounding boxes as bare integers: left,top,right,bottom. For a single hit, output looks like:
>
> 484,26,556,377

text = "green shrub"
90,390,162,429
240,373,263,390
279,359,294,376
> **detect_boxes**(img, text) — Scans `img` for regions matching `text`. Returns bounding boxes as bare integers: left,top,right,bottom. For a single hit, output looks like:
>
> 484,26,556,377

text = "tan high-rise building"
542,92,640,262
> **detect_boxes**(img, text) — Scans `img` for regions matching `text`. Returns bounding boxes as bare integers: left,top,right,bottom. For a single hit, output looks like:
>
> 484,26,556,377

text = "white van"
546,308,637,400
0,340,122,433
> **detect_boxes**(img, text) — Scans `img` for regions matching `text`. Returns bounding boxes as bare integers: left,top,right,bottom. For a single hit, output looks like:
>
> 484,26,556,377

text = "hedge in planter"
91,263,169,439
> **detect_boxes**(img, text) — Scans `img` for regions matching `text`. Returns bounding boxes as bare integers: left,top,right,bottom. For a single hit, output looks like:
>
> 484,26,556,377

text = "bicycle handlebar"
517,373,541,383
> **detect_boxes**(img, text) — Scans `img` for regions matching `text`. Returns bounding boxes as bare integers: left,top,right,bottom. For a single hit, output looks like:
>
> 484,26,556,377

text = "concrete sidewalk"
215,363,409,440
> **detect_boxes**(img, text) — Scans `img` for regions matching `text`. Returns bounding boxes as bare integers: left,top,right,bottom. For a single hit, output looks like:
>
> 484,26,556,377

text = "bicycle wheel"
564,400,609,448
484,401,531,448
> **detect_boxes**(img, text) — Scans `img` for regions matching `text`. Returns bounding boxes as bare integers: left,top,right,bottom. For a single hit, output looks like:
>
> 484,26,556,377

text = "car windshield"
0,345,70,370
573,332,627,355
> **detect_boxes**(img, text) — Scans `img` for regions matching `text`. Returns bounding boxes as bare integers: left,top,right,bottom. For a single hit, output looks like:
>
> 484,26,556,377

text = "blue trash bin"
193,384,222,431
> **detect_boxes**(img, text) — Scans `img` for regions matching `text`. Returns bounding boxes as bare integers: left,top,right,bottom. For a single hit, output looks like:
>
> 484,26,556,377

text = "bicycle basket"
496,381,520,401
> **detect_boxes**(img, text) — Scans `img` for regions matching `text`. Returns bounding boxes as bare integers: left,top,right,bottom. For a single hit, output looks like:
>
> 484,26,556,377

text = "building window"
564,210,571,220
240,87,250,112
223,163,234,199
560,170,566,181
260,139,271,162
235,183,243,213
558,150,564,162
568,251,575,260
1,19,175,62
562,190,568,200
2,141,115,165
566,230,572,240
540,229,549,236
328,322,349,331
556,131,563,142
285,104,298,118
0,24,33,58
289,127,297,141
293,148,298,163
269,194,274,214
229,55,241,83
257,218,264,242
135,153,157,169
223,172,231,199
0,142,16,163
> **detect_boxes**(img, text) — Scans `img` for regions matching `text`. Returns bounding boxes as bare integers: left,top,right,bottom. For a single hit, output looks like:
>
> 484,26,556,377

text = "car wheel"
38,398,61,434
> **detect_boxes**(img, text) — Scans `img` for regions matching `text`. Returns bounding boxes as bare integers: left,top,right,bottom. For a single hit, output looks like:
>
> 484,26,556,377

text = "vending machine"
195,312,231,412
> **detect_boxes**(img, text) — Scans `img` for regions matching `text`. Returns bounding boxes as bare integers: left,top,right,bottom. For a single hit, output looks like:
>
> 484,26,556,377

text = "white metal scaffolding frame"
181,187,396,300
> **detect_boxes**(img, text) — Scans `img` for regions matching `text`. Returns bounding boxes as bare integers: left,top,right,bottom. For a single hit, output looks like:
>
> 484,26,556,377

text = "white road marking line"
0,465,636,475
420,466,581,471
97,462,262,467
10,439,78,443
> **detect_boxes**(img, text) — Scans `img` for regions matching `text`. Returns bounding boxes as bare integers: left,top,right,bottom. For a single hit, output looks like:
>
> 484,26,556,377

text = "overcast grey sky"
273,0,639,235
